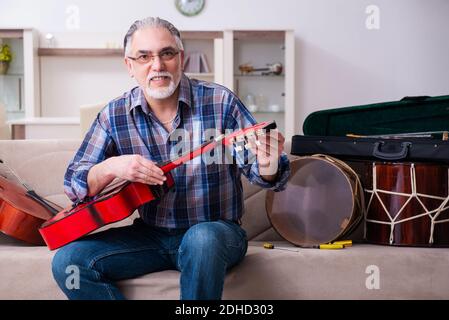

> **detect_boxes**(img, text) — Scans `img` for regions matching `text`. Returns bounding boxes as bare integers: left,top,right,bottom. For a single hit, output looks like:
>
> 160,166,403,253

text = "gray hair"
124,17,184,57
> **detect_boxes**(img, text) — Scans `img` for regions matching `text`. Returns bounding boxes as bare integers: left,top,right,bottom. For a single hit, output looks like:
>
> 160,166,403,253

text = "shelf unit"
0,29,40,123
223,30,296,139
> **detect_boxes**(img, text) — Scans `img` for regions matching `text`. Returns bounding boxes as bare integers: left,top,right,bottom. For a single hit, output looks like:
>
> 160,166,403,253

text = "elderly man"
52,17,290,300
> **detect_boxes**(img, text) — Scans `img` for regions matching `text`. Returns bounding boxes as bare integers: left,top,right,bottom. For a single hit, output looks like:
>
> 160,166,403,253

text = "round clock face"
175,0,205,16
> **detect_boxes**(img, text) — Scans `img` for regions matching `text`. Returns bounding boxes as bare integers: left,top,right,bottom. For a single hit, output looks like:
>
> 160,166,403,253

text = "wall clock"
175,0,205,17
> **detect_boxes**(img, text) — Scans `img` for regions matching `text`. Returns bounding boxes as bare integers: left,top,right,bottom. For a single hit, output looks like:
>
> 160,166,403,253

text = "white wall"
1,0,448,133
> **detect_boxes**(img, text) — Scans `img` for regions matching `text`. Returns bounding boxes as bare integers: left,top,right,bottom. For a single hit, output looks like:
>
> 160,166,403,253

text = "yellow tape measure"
263,243,274,249
330,240,353,247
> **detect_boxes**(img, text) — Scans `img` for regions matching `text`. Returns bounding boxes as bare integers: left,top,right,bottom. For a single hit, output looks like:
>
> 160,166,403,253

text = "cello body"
0,176,56,245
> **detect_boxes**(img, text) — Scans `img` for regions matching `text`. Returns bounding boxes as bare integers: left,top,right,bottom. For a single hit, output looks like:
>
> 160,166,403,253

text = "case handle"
400,96,430,102
372,141,412,160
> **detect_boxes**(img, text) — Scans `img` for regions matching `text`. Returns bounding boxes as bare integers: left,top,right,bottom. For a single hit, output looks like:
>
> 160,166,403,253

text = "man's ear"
124,57,134,78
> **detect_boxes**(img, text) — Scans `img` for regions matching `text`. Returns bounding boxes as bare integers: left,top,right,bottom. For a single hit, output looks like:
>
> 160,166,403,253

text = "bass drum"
266,155,365,247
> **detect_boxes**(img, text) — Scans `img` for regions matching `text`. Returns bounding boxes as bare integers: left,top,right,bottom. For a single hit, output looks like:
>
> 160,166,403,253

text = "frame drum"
266,155,364,247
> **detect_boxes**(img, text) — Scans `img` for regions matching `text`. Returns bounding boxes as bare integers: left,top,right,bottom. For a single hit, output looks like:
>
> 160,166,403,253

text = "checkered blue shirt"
64,74,290,228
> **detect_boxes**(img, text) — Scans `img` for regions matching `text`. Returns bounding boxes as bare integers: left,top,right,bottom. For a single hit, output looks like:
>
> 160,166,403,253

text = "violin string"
0,159,30,190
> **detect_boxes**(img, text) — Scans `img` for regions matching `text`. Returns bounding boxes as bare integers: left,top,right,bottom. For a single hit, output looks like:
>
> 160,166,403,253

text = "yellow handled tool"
330,240,353,247
263,243,274,249
263,242,345,250
318,243,344,249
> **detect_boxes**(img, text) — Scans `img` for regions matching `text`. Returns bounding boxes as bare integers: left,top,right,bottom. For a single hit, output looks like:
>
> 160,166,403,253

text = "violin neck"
26,190,59,216
159,135,223,173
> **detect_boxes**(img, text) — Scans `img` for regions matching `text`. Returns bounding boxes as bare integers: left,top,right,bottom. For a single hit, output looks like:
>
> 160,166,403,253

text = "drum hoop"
266,155,365,246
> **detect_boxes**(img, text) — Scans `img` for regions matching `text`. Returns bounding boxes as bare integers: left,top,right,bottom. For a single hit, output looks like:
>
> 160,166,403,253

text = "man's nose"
150,55,165,71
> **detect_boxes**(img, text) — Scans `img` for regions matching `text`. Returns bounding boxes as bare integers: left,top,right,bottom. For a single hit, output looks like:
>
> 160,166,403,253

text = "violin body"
0,176,56,245
39,173,174,250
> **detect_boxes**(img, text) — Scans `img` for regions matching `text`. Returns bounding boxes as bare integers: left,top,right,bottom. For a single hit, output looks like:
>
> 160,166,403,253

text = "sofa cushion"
2,232,449,300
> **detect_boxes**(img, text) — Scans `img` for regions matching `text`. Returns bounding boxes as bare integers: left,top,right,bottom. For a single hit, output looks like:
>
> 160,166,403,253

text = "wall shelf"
235,74,285,78
0,30,23,38
37,31,223,57
180,31,222,40
38,48,123,56
186,72,214,78
1,73,23,78
233,31,284,40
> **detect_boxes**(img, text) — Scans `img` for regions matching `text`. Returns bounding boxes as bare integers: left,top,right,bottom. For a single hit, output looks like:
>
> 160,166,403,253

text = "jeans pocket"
222,220,247,248
224,220,248,265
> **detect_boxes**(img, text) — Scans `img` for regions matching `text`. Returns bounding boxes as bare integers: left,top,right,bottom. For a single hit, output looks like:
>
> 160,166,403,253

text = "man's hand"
248,129,285,182
87,155,166,197
105,155,166,185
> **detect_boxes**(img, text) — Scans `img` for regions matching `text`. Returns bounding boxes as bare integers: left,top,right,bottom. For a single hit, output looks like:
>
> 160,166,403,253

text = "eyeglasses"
127,48,180,64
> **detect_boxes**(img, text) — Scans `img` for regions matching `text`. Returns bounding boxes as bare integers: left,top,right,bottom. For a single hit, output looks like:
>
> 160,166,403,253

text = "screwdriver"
263,242,347,250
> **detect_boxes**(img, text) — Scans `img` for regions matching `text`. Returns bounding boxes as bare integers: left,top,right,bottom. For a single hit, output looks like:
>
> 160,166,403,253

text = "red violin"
39,121,277,250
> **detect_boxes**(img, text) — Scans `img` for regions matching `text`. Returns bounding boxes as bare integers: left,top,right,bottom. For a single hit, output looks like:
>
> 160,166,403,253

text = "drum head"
266,156,356,247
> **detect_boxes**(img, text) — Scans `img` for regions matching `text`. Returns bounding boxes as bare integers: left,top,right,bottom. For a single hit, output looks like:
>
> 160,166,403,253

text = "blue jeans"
51,218,248,300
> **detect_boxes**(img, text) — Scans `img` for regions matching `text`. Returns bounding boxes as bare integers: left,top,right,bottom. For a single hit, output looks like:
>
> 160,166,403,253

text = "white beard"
146,72,180,100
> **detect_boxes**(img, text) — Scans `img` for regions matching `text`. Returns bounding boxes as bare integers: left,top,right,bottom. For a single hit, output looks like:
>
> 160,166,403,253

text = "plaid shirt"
64,74,290,228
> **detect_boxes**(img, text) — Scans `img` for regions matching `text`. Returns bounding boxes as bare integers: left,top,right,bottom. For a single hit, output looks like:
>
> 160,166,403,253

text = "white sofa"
1,139,449,299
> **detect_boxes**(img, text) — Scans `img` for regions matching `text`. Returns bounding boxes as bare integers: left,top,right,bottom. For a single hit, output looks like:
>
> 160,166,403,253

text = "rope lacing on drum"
365,163,449,245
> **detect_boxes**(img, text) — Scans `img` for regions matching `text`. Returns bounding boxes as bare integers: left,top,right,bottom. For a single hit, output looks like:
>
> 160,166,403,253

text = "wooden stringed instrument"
0,160,62,245
39,121,277,250
238,62,283,75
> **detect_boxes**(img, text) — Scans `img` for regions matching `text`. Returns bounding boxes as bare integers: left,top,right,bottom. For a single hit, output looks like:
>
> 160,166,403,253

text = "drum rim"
266,155,363,247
